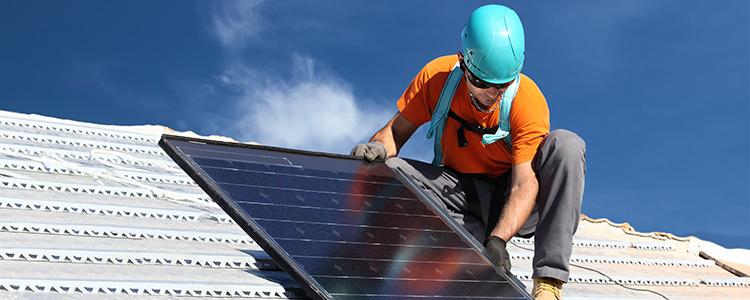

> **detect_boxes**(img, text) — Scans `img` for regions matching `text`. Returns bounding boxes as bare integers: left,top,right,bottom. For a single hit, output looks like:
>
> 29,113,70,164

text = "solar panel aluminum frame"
159,134,531,300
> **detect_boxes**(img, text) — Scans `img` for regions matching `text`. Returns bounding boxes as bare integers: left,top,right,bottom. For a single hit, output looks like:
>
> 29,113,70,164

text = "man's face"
466,75,513,109
459,53,514,110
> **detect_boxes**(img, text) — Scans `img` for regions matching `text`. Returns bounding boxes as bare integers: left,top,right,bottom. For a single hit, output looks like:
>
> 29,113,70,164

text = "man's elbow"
511,175,538,196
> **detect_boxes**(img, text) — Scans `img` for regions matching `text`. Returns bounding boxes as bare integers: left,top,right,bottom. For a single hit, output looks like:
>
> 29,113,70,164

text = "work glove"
484,236,512,274
350,142,387,162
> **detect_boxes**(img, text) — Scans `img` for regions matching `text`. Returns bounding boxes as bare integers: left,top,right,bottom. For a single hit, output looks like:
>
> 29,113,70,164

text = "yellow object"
533,277,563,300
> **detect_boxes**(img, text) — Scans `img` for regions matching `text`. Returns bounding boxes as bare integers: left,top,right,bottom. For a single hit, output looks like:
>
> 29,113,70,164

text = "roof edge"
581,214,750,277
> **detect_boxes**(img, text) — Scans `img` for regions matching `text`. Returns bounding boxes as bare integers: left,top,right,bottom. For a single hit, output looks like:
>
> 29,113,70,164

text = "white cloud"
204,1,393,155
219,54,393,154
211,0,265,49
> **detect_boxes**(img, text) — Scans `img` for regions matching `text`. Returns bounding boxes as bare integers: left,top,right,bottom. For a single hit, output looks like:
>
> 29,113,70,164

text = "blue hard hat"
461,4,525,84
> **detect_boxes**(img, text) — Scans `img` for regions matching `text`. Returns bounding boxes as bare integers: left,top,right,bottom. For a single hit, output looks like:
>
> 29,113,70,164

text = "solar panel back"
160,135,531,300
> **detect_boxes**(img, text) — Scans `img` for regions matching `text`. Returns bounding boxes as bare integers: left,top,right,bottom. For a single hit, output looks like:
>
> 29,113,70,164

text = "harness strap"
482,76,518,148
426,63,463,165
447,110,498,148
426,62,520,166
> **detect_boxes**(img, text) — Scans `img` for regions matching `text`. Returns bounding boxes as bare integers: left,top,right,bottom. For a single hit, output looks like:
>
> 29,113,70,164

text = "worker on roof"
351,4,585,300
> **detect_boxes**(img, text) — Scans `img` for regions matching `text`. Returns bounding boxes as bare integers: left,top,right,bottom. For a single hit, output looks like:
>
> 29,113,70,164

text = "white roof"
0,109,747,299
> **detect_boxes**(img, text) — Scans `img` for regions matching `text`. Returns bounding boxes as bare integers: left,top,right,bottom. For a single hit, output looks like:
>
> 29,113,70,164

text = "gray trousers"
386,129,586,282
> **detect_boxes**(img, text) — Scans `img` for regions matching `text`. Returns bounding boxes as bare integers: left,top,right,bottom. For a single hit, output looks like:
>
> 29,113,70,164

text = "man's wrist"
489,231,512,242
369,141,395,158
485,235,507,247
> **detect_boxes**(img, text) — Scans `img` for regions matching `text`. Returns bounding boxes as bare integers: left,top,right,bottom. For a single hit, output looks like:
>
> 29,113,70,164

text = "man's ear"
457,52,466,72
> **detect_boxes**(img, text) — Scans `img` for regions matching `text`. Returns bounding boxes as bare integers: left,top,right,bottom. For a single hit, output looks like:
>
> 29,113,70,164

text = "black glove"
350,142,387,161
484,236,511,273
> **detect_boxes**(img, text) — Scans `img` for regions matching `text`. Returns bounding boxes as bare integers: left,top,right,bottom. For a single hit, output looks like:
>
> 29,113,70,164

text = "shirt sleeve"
396,60,444,127
509,75,550,165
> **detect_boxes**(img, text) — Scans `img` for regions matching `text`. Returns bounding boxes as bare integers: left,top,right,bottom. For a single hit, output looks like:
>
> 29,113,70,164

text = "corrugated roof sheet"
0,109,747,299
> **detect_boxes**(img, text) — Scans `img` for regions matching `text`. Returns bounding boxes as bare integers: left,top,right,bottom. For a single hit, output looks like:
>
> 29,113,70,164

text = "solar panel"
159,135,531,300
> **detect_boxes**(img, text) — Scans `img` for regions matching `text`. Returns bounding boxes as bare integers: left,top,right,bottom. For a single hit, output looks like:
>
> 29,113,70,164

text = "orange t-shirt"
397,54,550,177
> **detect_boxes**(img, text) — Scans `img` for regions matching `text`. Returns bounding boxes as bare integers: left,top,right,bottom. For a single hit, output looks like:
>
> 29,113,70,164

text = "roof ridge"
580,214,691,242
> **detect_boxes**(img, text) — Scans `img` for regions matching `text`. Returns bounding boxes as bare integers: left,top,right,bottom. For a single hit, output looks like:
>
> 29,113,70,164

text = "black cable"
567,262,671,300
510,241,672,300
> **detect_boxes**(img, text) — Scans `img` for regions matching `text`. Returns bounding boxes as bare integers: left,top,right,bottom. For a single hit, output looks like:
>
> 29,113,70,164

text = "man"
351,4,585,300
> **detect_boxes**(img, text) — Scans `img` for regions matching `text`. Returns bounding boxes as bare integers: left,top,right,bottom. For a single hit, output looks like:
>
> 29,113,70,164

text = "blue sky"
1,1,748,248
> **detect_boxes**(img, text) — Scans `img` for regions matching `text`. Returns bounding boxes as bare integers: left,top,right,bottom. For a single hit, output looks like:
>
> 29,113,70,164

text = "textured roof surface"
0,109,747,300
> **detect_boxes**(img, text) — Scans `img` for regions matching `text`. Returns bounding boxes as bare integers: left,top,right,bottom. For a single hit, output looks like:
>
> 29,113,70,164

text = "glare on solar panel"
160,135,531,300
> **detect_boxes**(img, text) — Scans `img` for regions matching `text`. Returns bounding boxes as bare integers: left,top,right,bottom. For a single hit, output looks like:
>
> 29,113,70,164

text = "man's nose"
489,86,507,94
483,87,506,98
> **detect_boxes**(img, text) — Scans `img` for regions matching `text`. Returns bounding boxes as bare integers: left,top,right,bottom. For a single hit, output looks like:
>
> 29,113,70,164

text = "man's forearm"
490,176,538,241
369,126,398,158
368,113,417,158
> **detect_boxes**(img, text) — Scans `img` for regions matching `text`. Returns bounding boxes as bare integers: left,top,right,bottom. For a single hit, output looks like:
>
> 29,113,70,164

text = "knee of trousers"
544,129,586,163
384,157,407,169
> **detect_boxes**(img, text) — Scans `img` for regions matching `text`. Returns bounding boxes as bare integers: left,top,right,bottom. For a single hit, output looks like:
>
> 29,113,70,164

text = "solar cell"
160,135,531,300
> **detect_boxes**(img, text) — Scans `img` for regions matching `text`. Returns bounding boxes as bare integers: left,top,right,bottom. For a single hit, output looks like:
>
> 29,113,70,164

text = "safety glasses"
459,59,513,90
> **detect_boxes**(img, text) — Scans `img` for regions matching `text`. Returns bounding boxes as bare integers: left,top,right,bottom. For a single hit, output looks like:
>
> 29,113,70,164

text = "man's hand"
484,236,511,273
350,142,387,161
